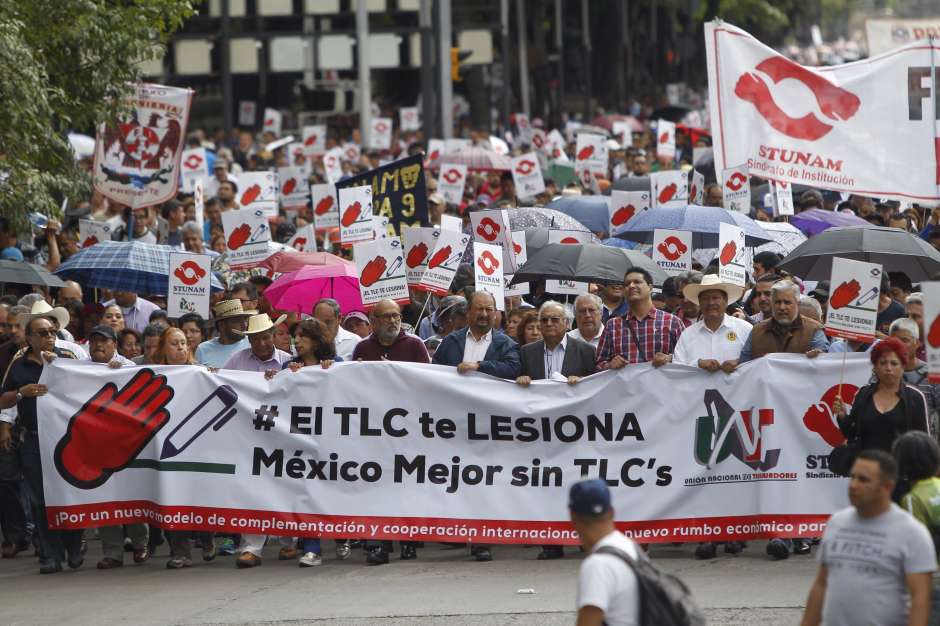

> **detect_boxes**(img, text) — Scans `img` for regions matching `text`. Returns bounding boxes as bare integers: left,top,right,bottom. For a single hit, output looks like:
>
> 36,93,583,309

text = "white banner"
824,257,882,342
277,166,310,208
221,208,271,269
167,252,211,318
437,163,468,205
473,242,505,310
418,230,471,295
608,190,650,236
339,186,374,247
706,21,940,203
402,226,440,288
237,171,278,217
354,237,408,306
653,229,693,276
78,219,112,249
722,164,751,212
40,355,870,543
302,125,327,157
866,18,940,56
656,119,677,160
651,170,688,209
311,183,339,231
511,152,545,199
718,223,747,287
923,282,940,383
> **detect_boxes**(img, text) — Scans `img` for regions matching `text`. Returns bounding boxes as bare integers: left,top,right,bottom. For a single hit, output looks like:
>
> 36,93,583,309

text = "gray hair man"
569,293,603,347
798,295,823,322
890,317,940,434
739,280,828,363
313,298,361,360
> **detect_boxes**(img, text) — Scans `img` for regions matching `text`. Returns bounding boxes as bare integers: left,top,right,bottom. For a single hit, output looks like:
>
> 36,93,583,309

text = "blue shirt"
195,337,249,368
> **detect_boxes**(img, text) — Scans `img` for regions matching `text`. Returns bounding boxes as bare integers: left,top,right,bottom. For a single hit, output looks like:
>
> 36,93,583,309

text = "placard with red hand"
237,171,277,217
651,170,688,209
311,183,339,231
418,229,472,295
262,108,282,136
78,219,112,249
338,185,374,248
652,229,693,276
354,237,409,307
402,225,440,288
575,133,608,176
287,224,317,254
824,257,882,342
221,207,272,269
690,170,705,205
168,252,212,318
608,190,650,235
922,283,940,383
656,119,676,160
277,166,310,209
301,124,326,156
718,222,748,287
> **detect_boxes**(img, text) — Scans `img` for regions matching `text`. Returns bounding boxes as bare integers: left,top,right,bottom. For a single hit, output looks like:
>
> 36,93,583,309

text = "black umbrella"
510,243,668,287
0,259,66,288
693,148,717,185
777,226,940,281
610,175,651,194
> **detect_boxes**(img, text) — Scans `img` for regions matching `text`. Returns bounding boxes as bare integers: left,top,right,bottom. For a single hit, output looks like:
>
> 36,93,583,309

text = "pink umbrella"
263,260,363,315
259,250,349,275
590,114,643,132
428,147,512,172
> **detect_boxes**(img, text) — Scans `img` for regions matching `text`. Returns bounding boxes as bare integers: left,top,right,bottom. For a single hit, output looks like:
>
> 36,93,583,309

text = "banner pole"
837,345,847,400
931,36,939,203
413,292,432,334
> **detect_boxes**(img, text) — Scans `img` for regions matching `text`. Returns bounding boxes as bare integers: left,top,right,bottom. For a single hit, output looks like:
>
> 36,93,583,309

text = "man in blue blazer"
431,290,520,562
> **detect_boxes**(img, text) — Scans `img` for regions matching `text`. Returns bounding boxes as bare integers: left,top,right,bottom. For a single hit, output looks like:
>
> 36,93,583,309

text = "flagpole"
837,343,847,401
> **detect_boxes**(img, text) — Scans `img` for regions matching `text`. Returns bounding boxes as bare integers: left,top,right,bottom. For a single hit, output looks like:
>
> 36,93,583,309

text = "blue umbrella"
613,205,772,248
55,240,225,295
545,196,610,233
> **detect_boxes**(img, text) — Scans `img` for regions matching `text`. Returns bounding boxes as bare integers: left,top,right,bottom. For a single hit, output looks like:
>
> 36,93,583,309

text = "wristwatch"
15,391,23,402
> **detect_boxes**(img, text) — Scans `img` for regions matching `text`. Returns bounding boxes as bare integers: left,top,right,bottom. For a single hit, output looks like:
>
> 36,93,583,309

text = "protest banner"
302,125,327,156
511,153,546,199
369,118,393,151
717,223,747,287
425,139,445,165
656,119,676,160
473,242,505,310
607,191,648,240
338,186,374,248
722,164,751,212
167,252,212,318
441,214,463,232
574,133,608,176
180,147,208,193
470,209,517,274
824,257,882,342
311,183,339,231
323,147,345,182
546,230,590,295
238,101,256,126
40,354,867,543
690,170,705,205
221,208,271,269
402,226,440,288
530,129,548,156
235,171,277,218
337,154,429,236
505,230,529,297
705,21,940,203
866,18,940,56
277,166,310,209
354,238,409,307
286,225,316,253
262,108,282,136
547,129,568,162
651,170,688,209
418,230,472,295
342,142,362,163
652,229,693,276
437,163,468,205
922,282,940,383
94,83,192,208
400,107,421,132
78,219,112,249
772,180,795,216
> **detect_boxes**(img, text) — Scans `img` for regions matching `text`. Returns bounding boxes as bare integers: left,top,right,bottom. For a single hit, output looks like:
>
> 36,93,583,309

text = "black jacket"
519,337,597,380
838,382,929,452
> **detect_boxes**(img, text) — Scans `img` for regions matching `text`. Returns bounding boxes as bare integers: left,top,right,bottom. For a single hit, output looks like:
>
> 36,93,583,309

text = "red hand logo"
577,145,595,160
184,154,203,170
427,245,452,269
559,236,580,244
428,150,440,161
659,132,669,144
54,369,174,489
174,260,206,286
657,236,687,261
442,168,462,184
515,160,536,176
341,201,363,227
360,256,387,287
829,279,861,310
240,184,262,205
513,241,522,255
658,182,678,204
719,241,737,265
690,184,698,201
611,205,636,226
928,315,940,349
734,56,861,141
282,179,297,195
552,147,562,158
477,250,500,275
477,217,500,242
802,384,860,447
227,223,252,250
264,117,274,126
726,172,748,191
292,237,307,251
82,235,99,249
304,133,318,146
315,195,334,215
406,242,429,268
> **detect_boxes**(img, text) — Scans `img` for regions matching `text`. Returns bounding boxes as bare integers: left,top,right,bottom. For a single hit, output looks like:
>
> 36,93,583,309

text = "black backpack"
594,546,706,626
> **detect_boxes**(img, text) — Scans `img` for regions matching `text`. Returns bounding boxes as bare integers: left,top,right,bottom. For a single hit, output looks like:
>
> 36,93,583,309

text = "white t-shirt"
577,531,640,626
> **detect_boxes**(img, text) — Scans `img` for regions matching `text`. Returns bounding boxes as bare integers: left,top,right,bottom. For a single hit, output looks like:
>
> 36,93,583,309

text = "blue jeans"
302,538,321,555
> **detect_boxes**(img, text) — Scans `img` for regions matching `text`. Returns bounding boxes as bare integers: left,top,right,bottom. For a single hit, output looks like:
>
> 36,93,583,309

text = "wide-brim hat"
683,274,744,305
212,299,256,320
29,300,69,329
235,313,288,336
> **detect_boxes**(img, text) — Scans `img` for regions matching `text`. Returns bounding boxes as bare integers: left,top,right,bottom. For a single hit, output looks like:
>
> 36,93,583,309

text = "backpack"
594,546,706,626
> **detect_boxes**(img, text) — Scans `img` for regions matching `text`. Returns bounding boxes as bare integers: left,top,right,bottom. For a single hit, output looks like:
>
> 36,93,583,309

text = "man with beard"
568,294,603,348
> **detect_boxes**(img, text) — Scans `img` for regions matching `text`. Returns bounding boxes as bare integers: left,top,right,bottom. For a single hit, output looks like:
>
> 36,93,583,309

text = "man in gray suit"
516,300,597,560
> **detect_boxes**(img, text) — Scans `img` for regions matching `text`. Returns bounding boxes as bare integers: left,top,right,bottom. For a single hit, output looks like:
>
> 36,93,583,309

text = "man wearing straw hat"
194,299,254,368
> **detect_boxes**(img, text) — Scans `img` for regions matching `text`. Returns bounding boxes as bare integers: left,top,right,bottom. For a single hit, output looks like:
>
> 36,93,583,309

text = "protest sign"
354,237,409,307
94,83,192,208
652,229,693,276
546,230,590,295
167,252,212,318
236,171,277,217
221,208,271,269
574,133,608,176
337,154,429,236
193,179,205,231
865,18,940,56
511,153,546,199
547,130,568,162
722,164,751,212
342,142,361,163
612,120,631,145
608,190,650,236
922,283,940,383
287,225,316,253
400,107,420,132
262,108,282,136
656,119,676,160
40,354,866,543
338,186,374,248
717,223,747,287
705,21,940,203
402,226,440,288
530,129,548,155
425,139,445,165
369,118,393,151
441,214,463,232
418,230,471,295
277,166,310,209
238,101,256,126
78,219,112,249
180,147,208,193
311,183,339,231
437,163,468,205
772,180,795,216
323,147,345,182
651,170,688,209
690,170,705,205
302,125,326,156
470,209,517,274
372,215,390,239
473,242,505,310
505,230,529,297
824,257,882,342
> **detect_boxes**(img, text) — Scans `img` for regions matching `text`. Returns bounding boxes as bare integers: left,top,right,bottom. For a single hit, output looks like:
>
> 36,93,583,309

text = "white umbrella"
68,133,95,159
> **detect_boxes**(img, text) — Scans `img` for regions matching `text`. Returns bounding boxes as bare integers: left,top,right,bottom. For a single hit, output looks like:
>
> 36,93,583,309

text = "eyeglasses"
540,316,564,324
374,313,402,321
31,330,56,338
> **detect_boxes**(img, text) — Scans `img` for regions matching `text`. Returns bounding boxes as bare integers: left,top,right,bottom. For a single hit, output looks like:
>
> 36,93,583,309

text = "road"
0,538,813,625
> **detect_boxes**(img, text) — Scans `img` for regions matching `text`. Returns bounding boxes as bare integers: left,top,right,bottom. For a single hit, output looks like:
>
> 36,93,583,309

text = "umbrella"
692,221,808,267
67,133,95,159
777,225,940,281
258,251,349,275
614,205,773,248
546,196,611,233
610,175,651,194
510,243,668,287
573,125,610,138
590,115,643,132
459,226,600,265
428,147,512,172
54,240,224,295
0,260,66,288
506,207,594,232
263,259,363,314
790,208,869,237
692,148,716,185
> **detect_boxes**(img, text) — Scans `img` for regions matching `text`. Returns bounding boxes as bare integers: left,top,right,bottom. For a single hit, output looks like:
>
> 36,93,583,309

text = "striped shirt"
595,307,685,369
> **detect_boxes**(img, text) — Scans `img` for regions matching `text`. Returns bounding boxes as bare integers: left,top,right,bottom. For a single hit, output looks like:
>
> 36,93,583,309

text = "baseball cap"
809,280,830,299
1,247,24,262
343,311,370,327
88,324,117,341
568,479,612,516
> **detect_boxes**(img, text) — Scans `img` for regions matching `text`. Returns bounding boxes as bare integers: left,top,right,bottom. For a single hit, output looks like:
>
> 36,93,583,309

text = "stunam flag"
547,130,568,162
400,107,421,132
78,219,112,249
311,183,339,231
40,354,870,543
94,83,192,208
237,172,278,218
505,231,529,297
511,153,546,199
277,167,310,209
418,229,472,295
262,108,282,136
473,242,505,310
438,163,468,205
652,229,693,276
656,119,677,160
402,226,440,288
180,147,208,193
922,282,940,383
546,230,590,295
221,208,271,269
470,209,518,274
369,118,393,151
608,190,650,236
338,186,374,248
824,257,882,342
717,223,747,287
354,237,409,307
287,225,316,253
336,154,429,236
651,170,688,209
705,20,940,203
722,164,751,212
167,252,212,318
302,125,327,156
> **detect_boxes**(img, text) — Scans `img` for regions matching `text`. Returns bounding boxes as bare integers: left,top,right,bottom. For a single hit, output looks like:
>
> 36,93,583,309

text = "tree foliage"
0,0,194,226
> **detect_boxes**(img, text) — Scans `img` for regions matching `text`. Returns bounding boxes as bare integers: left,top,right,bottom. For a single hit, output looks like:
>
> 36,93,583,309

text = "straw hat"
235,313,288,336
682,274,744,305
29,300,69,329
212,299,256,320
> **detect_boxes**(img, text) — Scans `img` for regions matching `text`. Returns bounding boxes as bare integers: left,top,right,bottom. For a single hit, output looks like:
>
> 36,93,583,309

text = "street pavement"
0,538,813,625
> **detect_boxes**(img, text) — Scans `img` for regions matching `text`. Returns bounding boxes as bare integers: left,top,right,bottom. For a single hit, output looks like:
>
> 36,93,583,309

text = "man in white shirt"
571,479,640,626
313,299,360,360
568,293,603,348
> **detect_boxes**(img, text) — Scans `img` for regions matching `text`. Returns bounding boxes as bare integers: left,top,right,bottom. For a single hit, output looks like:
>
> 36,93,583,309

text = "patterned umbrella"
54,240,224,294
427,147,512,172
614,205,772,248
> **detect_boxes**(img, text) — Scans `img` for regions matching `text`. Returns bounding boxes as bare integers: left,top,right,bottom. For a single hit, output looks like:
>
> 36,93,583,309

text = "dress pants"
0,480,26,546
99,524,147,561
167,530,215,558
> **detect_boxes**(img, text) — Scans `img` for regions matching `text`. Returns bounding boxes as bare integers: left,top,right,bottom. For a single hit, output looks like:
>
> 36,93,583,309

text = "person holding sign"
739,281,829,363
